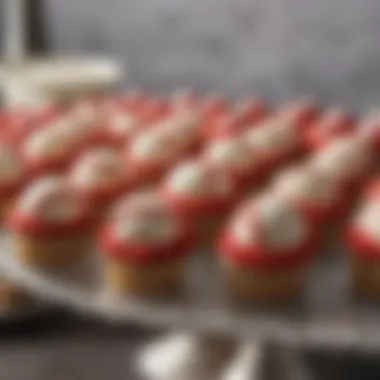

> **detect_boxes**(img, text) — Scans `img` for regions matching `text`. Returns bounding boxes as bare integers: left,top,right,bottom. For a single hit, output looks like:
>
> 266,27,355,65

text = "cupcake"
99,191,194,296
161,158,239,244
304,107,356,151
65,99,112,148
7,176,95,268
203,136,264,193
276,98,320,133
0,144,25,218
21,124,81,177
161,110,201,154
345,199,380,297
104,110,144,149
233,97,268,127
244,118,302,177
125,126,195,187
310,135,375,199
69,148,130,221
200,94,229,120
217,194,320,301
270,164,348,227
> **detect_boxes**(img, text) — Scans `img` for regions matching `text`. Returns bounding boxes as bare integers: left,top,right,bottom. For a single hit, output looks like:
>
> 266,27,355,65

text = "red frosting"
218,226,320,270
200,96,229,120
7,207,95,238
161,181,240,218
363,179,380,201
99,224,195,265
346,225,380,261
304,110,356,151
277,100,320,133
233,98,269,127
294,195,349,227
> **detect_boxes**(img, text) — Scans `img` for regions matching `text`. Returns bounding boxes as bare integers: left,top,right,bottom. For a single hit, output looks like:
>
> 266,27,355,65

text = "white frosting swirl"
70,148,125,190
23,126,77,159
311,136,373,182
205,137,257,171
246,119,298,154
111,192,179,243
231,195,307,251
272,166,339,206
353,201,380,242
0,146,23,183
130,128,183,163
108,112,140,139
165,160,233,197
17,176,82,222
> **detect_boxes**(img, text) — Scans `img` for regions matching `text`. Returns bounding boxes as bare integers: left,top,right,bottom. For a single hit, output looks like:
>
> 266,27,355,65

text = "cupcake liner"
350,256,380,298
222,260,308,302
0,278,31,310
13,233,93,269
105,258,184,296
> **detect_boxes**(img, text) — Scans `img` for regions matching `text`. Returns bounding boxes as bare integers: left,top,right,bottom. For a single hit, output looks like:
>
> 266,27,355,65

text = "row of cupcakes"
3,122,379,302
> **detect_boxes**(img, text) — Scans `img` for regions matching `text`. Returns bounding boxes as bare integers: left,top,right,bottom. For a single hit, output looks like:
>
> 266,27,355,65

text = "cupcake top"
246,119,299,155
306,107,355,149
234,97,268,125
106,191,181,244
22,125,78,161
200,94,228,118
69,148,126,192
229,195,309,251
12,176,84,223
204,137,259,173
106,111,141,141
277,98,319,130
351,200,380,242
164,159,234,198
0,144,23,185
311,136,373,183
315,107,354,133
272,165,340,207
162,110,200,143
128,127,186,164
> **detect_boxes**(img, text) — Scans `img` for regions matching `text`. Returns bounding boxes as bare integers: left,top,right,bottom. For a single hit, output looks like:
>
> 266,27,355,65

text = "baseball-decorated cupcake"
203,136,264,193
271,164,348,226
310,135,375,198
99,191,194,296
125,126,195,187
0,144,25,218
217,194,320,301
345,199,380,297
7,176,95,268
161,158,239,243
21,124,81,177
69,148,130,220
304,107,356,151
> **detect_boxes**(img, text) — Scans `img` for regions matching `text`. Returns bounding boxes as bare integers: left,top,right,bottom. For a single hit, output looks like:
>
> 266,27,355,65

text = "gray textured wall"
42,0,380,112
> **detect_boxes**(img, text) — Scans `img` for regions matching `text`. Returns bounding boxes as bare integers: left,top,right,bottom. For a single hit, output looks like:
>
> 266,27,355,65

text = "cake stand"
1,234,379,380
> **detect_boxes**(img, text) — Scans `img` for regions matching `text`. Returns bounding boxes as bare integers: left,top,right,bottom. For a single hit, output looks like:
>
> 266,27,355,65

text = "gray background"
40,0,380,113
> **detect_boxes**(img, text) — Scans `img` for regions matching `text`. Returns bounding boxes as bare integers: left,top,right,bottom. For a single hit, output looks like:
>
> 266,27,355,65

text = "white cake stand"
1,234,378,379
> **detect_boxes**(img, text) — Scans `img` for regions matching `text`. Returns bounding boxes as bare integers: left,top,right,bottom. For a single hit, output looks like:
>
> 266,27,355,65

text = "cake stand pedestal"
136,333,312,380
